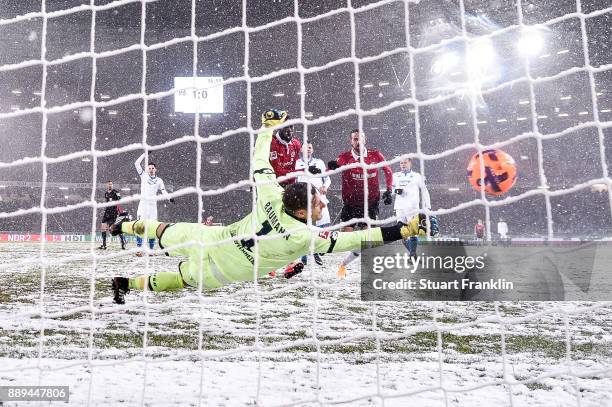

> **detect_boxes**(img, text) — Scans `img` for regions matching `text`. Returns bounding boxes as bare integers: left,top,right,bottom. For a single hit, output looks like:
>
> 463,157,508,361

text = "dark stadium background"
0,0,611,237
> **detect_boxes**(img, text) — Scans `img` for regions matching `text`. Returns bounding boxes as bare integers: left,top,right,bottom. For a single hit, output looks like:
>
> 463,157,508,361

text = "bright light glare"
431,51,460,75
518,28,544,56
466,39,495,72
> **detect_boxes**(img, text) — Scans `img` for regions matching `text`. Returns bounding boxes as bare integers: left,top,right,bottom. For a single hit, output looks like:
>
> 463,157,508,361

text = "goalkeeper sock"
122,220,161,240
128,276,149,290
136,236,142,247
128,273,185,292
149,272,185,292
101,231,107,247
148,238,155,250
341,251,360,266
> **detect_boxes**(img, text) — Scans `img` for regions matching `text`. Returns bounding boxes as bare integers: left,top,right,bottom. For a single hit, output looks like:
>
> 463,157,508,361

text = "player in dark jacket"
99,181,126,250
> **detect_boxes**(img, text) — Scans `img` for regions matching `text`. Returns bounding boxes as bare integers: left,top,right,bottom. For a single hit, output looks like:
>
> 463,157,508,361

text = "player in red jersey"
328,129,393,277
268,112,303,277
269,116,302,186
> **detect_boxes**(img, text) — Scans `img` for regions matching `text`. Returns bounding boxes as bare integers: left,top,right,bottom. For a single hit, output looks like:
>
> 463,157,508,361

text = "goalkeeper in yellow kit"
110,110,433,304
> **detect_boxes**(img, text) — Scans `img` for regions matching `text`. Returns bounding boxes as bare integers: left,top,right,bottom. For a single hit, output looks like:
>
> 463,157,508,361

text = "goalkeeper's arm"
310,214,435,254
253,109,287,201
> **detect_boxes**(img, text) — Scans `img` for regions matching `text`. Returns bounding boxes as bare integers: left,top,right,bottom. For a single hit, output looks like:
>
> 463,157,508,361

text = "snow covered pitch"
1,242,611,406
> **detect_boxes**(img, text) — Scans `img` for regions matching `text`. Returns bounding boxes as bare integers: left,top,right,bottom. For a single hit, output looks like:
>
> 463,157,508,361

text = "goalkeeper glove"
169,198,175,204
261,109,288,128
395,188,403,195
308,165,321,174
400,214,440,239
382,189,393,205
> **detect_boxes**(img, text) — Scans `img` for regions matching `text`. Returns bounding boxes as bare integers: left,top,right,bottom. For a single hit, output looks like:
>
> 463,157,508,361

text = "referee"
99,181,126,250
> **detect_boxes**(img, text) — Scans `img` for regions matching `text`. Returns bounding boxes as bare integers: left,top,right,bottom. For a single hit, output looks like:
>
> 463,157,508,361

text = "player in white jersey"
135,153,174,254
392,157,431,258
294,142,332,266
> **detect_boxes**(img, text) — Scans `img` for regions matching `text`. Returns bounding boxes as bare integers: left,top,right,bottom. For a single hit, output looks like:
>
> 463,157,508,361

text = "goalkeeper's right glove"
262,109,288,128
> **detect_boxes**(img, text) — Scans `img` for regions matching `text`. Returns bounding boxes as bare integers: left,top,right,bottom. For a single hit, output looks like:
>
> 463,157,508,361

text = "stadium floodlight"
518,27,544,57
466,39,495,72
431,51,460,75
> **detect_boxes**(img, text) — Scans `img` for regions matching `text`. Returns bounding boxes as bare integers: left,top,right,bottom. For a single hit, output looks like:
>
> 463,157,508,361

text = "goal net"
0,0,611,405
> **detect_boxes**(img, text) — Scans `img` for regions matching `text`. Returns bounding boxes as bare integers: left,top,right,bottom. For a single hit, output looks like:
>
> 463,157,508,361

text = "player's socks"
128,272,185,292
148,238,155,250
136,236,143,247
128,276,148,290
119,234,126,249
342,251,360,266
149,272,185,292
101,231,107,248
300,255,308,265
337,251,359,279
403,236,418,258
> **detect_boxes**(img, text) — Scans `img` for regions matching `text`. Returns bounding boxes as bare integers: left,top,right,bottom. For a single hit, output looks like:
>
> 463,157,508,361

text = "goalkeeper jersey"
204,128,385,283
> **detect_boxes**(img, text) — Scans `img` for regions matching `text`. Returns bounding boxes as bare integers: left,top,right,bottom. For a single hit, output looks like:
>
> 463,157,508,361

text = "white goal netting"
0,0,611,405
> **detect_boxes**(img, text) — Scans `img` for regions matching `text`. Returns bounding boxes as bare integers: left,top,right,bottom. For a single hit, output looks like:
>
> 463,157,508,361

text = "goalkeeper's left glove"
262,109,288,128
382,189,393,205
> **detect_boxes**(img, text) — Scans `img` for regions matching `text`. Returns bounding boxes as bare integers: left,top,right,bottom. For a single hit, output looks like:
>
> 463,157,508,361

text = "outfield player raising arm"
110,110,433,304
134,153,175,255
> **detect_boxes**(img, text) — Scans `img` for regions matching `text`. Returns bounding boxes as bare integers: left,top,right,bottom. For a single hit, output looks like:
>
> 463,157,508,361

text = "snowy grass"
0,242,611,406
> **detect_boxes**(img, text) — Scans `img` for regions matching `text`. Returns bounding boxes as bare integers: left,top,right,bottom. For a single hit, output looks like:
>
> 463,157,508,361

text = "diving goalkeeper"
110,110,433,304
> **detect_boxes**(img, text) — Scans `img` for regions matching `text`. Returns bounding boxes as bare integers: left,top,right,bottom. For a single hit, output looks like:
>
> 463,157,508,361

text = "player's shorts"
158,223,232,290
340,201,379,229
137,201,158,221
101,211,118,225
